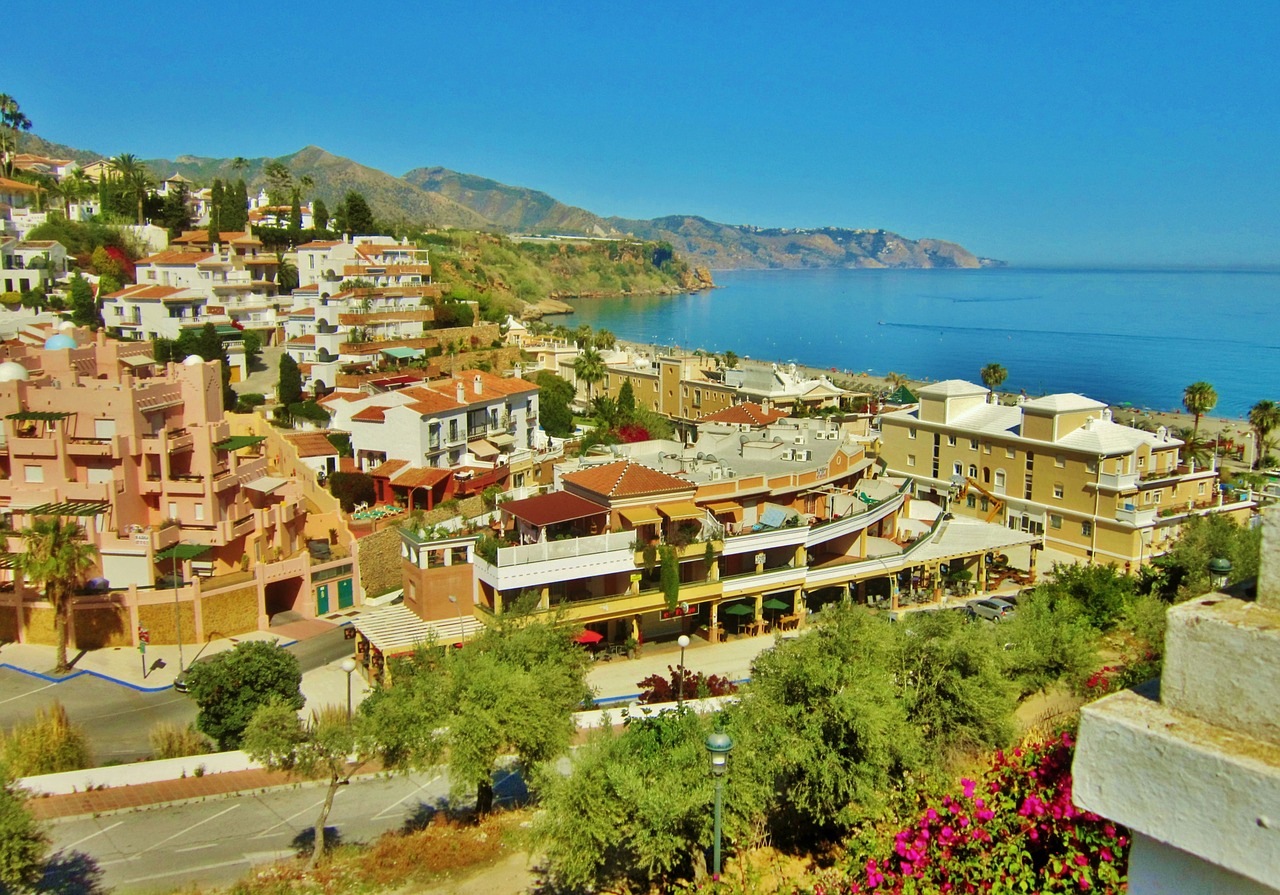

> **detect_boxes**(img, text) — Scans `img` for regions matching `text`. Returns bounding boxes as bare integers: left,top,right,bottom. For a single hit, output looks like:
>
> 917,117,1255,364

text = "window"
1138,455,1146,468
968,464,977,478
1086,459,1098,473
967,494,976,508
908,428,917,440
1055,455,1065,467
1006,447,1016,459
947,435,957,446
907,454,917,467
970,439,979,450
1198,482,1206,495
1082,520,1093,537
994,470,1006,490
1049,514,1062,529
195,504,205,521
168,502,178,519
1153,491,1162,504
23,465,43,483
1053,483,1064,499
983,442,992,454
953,462,963,476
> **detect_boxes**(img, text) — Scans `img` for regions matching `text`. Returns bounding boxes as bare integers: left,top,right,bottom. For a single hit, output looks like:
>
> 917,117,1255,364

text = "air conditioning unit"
797,450,812,461
794,435,805,445
780,449,793,461
725,468,736,478
711,467,723,480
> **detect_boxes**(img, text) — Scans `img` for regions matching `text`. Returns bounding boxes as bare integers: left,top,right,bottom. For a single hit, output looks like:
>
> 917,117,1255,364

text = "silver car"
968,597,1015,622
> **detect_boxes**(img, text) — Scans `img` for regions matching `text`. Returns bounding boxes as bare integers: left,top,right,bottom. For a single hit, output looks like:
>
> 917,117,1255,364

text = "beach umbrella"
762,598,790,611
574,629,604,644
722,603,755,616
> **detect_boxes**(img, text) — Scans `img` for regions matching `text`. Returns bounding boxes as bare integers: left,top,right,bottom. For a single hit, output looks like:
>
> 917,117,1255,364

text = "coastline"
615,338,1253,448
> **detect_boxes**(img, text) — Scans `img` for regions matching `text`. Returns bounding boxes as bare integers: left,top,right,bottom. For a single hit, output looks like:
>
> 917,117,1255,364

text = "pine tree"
208,179,224,244
278,353,303,406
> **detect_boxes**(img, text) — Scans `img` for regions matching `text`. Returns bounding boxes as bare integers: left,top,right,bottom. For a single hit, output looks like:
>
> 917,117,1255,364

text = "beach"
616,339,1254,461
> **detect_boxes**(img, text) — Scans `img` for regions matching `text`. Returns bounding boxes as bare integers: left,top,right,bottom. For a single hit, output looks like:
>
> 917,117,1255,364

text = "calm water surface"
554,268,1280,419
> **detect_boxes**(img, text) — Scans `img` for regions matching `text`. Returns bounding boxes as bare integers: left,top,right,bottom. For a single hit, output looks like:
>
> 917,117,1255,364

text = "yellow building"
878,380,1255,566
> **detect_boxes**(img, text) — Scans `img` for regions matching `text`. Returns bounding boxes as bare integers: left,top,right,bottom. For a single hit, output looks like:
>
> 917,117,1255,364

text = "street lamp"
172,549,183,673
677,634,690,709
1208,556,1233,591
448,594,464,644
341,657,356,723
705,731,734,879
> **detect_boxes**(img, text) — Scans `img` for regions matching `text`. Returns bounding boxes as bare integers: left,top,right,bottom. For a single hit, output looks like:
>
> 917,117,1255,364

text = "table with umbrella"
721,601,756,636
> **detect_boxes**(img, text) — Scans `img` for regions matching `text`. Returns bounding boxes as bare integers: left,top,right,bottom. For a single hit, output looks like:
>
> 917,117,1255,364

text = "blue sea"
553,268,1280,419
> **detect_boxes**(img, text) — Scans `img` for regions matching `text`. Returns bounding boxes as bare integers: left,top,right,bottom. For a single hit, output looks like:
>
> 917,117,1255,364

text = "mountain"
19,133,1000,268
402,167,617,237
13,133,102,166
606,216,997,269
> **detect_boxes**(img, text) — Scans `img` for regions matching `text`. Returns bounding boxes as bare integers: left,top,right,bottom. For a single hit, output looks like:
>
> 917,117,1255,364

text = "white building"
1,239,69,294
296,235,431,292
325,369,540,471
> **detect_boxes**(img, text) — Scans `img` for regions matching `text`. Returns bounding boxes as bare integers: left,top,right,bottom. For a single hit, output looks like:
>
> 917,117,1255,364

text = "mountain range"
20,134,1002,270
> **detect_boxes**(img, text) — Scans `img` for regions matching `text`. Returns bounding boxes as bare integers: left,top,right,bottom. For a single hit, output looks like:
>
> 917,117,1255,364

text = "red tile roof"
562,460,692,499
390,466,451,489
351,405,391,422
138,250,213,266
368,459,409,477
285,432,340,458
698,402,788,426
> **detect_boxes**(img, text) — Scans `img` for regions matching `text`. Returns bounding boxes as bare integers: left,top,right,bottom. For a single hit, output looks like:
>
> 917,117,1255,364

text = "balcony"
67,437,113,458
165,474,207,496
1116,504,1157,526
633,539,722,565
1092,471,1140,491
474,531,636,592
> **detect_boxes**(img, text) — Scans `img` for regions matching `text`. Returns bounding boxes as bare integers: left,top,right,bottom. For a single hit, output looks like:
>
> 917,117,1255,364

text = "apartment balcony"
9,435,56,459
1092,471,1140,491
167,428,194,451
722,524,809,556
721,564,806,597
66,437,113,459
633,539,722,565
1115,503,1158,526
164,474,207,496
212,468,240,493
474,531,636,592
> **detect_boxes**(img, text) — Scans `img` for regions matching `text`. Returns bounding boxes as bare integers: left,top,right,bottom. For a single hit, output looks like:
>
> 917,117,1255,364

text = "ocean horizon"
552,267,1280,420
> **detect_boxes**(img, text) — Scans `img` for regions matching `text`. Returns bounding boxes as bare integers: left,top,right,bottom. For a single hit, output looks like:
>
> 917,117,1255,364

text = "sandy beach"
616,339,1254,457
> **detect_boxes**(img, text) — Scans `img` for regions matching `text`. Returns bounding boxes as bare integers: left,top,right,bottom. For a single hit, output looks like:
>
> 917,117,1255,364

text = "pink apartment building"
0,326,359,650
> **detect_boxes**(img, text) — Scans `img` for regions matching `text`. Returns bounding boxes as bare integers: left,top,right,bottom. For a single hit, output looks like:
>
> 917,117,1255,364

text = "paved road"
0,628,356,763
45,766,526,894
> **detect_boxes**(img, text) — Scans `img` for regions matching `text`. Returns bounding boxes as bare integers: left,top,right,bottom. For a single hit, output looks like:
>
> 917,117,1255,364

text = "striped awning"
658,501,703,521
618,506,662,527
23,500,110,516
705,500,742,518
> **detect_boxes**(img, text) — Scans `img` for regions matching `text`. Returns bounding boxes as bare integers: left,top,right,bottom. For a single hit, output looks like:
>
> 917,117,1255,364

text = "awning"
501,492,608,528
380,346,424,360
242,476,287,494
705,500,742,519
214,435,266,451
468,439,499,460
119,355,155,367
215,325,243,338
156,543,211,561
23,500,110,516
721,602,756,616
618,506,662,527
488,432,515,447
658,501,703,522
6,410,72,422
354,602,484,654
0,552,17,569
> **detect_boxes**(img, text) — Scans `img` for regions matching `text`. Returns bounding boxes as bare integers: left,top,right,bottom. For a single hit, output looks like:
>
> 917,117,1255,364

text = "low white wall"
20,750,263,796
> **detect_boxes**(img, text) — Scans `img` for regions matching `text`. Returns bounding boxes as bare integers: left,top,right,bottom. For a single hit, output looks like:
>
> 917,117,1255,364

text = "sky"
9,1,1280,266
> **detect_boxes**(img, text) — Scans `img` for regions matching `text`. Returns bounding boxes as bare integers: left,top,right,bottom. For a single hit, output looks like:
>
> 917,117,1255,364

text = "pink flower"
961,778,976,798
1074,854,1088,866
1099,847,1113,863
1078,874,1091,890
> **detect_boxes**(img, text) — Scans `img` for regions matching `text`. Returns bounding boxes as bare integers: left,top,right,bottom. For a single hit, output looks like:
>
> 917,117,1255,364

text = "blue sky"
9,1,1279,266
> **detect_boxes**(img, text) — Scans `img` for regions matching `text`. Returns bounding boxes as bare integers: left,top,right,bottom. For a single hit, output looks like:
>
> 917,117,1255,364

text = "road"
0,627,357,763
45,766,527,894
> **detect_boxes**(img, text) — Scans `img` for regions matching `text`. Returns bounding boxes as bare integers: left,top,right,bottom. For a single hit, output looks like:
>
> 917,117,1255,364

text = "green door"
338,577,354,609
316,584,330,615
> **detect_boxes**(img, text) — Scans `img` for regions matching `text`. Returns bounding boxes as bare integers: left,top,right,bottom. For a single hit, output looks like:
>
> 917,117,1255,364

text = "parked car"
968,597,1016,622
172,654,216,693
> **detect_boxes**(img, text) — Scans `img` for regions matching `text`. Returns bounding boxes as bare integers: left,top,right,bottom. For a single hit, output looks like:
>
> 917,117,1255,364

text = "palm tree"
1182,381,1218,442
276,251,298,293
110,153,155,226
17,517,99,674
1173,426,1212,468
0,93,32,178
1248,400,1280,469
591,328,616,351
573,347,606,402
980,362,1008,394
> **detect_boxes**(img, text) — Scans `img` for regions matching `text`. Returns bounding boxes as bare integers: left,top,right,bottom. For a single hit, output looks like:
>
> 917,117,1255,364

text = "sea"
552,267,1280,420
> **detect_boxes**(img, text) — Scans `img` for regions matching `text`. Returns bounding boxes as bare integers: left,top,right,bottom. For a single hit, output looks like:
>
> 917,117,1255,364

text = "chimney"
473,374,482,395
456,381,464,403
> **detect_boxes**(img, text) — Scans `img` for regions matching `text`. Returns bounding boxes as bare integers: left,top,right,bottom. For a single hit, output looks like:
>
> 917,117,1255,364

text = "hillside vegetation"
20,132,998,269
425,231,713,321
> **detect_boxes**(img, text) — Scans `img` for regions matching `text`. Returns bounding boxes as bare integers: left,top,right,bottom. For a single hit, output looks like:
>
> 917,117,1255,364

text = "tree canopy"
185,641,304,750
533,371,575,438
1182,381,1218,439
980,362,1008,392
16,518,98,673
0,765,48,894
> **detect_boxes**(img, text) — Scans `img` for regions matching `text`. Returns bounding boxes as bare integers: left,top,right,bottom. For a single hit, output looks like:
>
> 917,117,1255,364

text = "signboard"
660,602,695,620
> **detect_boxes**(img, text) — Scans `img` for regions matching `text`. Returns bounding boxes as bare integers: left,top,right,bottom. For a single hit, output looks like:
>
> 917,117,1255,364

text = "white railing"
494,530,635,567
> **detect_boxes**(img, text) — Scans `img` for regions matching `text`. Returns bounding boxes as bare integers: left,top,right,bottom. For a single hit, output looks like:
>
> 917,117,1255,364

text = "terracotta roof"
138,250,213,266
289,308,316,317
286,334,316,347
368,459,410,477
563,460,692,499
501,492,608,528
698,402,788,427
285,431,340,458
390,466,451,489
397,386,464,414
0,177,38,193
105,284,201,302
425,370,537,401
297,240,344,250
351,405,391,422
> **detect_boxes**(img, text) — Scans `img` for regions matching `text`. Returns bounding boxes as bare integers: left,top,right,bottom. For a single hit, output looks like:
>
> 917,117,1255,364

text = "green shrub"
149,722,213,759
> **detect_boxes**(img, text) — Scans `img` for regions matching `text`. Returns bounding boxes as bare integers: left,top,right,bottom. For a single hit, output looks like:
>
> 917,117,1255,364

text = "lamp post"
705,731,733,879
171,549,184,673
677,634,690,709
341,657,357,724
448,594,464,644
1208,556,1233,591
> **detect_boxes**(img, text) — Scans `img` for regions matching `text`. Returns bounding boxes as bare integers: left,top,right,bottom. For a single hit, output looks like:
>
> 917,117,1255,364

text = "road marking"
137,804,241,854
258,795,331,835
174,842,220,854
63,820,123,851
371,773,442,820
0,682,57,704
121,857,248,885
